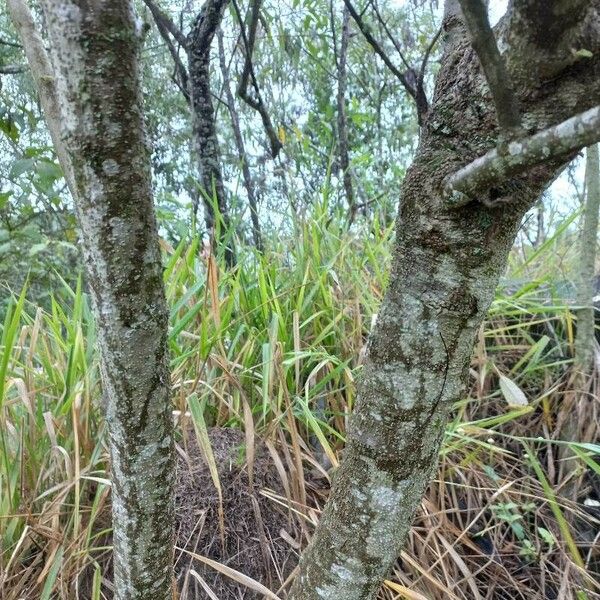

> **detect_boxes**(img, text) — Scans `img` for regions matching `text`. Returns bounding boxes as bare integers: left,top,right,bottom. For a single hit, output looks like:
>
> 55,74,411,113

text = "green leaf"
10,158,36,179
538,527,555,547
0,118,19,142
0,191,11,209
36,159,63,185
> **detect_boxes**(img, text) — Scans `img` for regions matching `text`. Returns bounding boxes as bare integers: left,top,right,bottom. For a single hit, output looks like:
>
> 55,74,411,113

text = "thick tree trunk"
575,144,600,373
35,2,174,599
187,0,235,266
290,3,600,599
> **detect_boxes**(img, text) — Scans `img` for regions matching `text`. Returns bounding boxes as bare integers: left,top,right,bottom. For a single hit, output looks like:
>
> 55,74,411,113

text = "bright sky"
488,0,509,25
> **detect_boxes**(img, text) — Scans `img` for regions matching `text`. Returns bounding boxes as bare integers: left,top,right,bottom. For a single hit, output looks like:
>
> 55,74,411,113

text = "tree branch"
0,64,26,74
6,0,77,200
342,0,430,124
0,36,22,48
342,1,414,97
371,0,411,70
336,5,356,222
142,0,188,49
417,26,442,93
143,0,190,102
232,0,282,158
458,0,521,134
443,105,600,207
217,28,263,252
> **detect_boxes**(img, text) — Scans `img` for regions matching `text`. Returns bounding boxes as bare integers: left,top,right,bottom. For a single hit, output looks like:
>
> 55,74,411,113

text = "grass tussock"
1,210,599,599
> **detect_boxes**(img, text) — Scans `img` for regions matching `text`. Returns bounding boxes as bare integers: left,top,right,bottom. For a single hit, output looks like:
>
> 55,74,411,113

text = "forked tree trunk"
20,2,174,598
290,2,600,599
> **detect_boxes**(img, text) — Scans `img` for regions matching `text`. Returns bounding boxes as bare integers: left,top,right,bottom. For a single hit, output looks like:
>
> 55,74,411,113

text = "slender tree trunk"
6,0,77,200
187,0,235,266
534,199,545,248
335,5,356,223
575,144,600,373
217,29,263,252
15,2,174,598
290,2,600,598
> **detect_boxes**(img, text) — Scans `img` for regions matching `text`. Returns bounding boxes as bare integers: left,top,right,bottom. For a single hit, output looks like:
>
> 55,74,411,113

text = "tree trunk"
187,0,235,266
289,3,600,599
575,144,600,373
6,0,77,200
217,29,264,252
335,4,355,222
33,2,174,598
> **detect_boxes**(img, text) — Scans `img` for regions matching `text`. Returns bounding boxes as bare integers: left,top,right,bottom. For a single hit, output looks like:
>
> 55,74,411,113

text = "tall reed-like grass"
1,207,598,599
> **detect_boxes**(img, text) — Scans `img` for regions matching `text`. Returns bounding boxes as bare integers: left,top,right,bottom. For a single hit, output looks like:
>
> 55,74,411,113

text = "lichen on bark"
289,2,600,599
37,2,175,599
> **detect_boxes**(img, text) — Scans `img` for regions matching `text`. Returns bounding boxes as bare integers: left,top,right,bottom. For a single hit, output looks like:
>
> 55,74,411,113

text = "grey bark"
289,2,600,598
187,0,235,266
217,29,263,252
457,0,521,134
18,2,174,598
6,0,77,199
575,144,600,373
443,105,600,206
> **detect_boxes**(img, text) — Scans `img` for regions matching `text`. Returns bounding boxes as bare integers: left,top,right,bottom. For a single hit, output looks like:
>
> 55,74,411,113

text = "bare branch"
417,26,442,92
444,105,600,207
142,0,188,48
342,0,430,124
217,28,263,252
371,0,411,70
336,5,356,221
458,0,521,134
232,0,282,158
143,0,190,102
0,36,22,48
342,1,414,97
0,64,26,74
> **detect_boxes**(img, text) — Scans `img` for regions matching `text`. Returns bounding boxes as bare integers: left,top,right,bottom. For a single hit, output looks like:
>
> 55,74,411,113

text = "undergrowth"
1,209,599,599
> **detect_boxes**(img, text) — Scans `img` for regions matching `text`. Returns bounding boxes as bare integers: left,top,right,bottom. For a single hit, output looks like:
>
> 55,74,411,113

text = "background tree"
575,144,600,374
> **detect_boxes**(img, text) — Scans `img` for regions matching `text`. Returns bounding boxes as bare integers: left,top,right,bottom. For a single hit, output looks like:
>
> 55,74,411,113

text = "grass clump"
1,210,599,599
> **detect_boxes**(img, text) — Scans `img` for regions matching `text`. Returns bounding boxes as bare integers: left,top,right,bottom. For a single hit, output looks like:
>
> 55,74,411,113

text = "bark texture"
444,105,600,205
37,2,174,599
289,3,600,599
457,0,521,134
575,144,600,373
187,0,235,265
